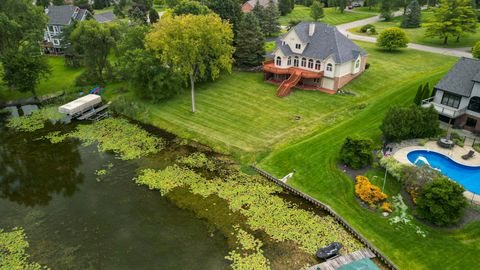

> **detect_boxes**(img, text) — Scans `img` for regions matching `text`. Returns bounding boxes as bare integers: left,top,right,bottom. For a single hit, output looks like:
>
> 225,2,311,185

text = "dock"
307,248,376,270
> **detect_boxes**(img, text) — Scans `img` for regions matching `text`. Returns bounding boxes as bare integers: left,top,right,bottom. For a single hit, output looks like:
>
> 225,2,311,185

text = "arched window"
294,56,299,67
308,59,314,69
287,56,292,66
326,63,333,72
468,96,480,113
355,59,360,69
276,56,282,66
301,58,306,67
315,61,321,70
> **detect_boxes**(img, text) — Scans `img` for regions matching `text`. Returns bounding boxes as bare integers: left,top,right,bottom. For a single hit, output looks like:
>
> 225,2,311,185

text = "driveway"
337,10,473,58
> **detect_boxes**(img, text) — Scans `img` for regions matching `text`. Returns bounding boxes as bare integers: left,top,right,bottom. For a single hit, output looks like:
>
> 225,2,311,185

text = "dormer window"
295,44,301,50
326,63,333,72
276,56,282,66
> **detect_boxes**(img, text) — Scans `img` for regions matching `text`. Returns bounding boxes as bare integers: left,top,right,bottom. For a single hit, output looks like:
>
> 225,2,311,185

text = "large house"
422,57,480,133
43,5,90,54
242,0,277,12
264,22,368,97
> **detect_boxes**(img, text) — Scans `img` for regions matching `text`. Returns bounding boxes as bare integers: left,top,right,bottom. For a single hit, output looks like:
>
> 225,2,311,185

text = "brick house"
263,22,368,97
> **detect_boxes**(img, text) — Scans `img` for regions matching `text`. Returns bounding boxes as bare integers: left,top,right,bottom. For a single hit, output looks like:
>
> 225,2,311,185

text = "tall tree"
206,0,243,33
380,0,394,21
426,0,477,44
0,0,50,97
74,0,93,12
401,0,421,28
70,20,117,82
149,8,160,23
336,0,350,13
262,0,280,36
234,13,265,67
172,0,212,16
279,0,294,15
310,1,325,21
36,0,50,8
146,13,234,113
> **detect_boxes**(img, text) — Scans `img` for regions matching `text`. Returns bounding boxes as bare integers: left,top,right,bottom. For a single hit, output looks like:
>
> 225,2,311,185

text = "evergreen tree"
129,6,148,24
380,0,394,21
149,8,160,23
52,0,65,5
279,0,293,15
473,41,480,59
310,1,325,21
113,4,125,18
206,0,243,33
261,0,280,36
234,13,265,67
36,0,50,8
421,82,431,100
413,84,424,105
336,0,350,13
401,0,421,28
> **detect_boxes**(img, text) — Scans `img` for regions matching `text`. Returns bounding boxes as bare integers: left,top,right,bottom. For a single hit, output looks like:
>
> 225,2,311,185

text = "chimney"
309,23,315,37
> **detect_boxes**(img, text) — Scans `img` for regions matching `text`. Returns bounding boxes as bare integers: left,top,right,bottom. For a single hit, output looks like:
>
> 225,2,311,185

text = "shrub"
380,105,440,142
416,177,468,226
473,41,480,59
355,175,388,207
376,27,409,51
365,62,370,70
339,137,374,169
360,24,376,33
381,202,393,212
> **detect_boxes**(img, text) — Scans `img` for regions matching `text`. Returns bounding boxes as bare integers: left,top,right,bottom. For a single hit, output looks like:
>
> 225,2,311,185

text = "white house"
263,22,368,97
423,57,480,133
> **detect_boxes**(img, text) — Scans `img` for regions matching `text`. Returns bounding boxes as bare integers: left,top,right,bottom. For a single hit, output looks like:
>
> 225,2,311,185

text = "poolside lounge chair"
316,242,343,260
462,150,475,160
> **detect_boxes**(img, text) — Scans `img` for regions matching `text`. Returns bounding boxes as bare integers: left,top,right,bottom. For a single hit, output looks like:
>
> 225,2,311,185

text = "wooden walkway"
250,165,399,270
307,248,376,270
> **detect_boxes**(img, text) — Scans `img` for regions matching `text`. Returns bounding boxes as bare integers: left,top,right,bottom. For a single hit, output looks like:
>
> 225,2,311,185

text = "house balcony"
421,97,468,118
263,60,324,79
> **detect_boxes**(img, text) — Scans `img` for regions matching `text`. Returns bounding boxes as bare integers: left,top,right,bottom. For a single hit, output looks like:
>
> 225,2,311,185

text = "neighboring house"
264,22,368,97
422,57,480,133
43,5,90,54
242,0,278,12
94,11,116,23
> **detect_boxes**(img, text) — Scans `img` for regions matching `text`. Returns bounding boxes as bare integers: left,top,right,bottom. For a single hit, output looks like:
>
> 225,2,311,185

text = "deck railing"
251,165,399,270
421,98,467,118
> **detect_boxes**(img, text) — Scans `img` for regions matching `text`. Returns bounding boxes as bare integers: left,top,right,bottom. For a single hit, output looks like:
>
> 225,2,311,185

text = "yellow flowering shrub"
355,175,388,207
381,202,393,213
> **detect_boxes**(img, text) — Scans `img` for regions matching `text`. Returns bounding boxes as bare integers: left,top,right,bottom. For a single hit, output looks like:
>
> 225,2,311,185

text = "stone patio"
393,141,480,204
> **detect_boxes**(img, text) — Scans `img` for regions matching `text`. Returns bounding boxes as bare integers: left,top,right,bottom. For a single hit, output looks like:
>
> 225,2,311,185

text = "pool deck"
393,141,480,204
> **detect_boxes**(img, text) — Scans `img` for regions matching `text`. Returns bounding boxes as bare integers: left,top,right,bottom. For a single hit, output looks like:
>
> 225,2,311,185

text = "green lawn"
350,11,480,48
0,57,83,101
279,5,377,26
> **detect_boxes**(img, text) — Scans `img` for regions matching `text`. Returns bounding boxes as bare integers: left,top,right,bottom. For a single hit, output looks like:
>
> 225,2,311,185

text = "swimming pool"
407,150,480,194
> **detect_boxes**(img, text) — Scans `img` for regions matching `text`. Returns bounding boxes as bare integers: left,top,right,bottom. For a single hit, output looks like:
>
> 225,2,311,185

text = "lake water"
0,113,230,269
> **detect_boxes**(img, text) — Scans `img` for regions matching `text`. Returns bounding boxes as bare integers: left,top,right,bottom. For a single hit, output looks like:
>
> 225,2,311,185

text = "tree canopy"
401,0,422,28
234,12,265,67
310,1,325,22
377,27,409,51
146,13,234,112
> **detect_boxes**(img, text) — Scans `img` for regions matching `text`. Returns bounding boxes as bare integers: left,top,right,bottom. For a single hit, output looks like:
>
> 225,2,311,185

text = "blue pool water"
407,150,480,194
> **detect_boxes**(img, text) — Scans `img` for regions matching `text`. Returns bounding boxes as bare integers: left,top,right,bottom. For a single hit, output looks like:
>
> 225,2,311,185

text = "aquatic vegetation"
226,227,270,270
177,152,217,171
6,107,63,132
70,118,164,160
95,169,108,176
135,163,363,256
0,227,44,270
42,131,69,144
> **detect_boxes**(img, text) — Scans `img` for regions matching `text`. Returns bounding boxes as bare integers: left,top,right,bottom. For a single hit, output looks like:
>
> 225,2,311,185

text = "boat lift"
58,94,109,121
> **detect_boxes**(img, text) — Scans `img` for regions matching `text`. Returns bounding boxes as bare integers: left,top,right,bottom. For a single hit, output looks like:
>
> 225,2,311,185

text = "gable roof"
276,22,367,64
47,5,87,25
435,57,480,97
245,0,278,8
94,11,116,23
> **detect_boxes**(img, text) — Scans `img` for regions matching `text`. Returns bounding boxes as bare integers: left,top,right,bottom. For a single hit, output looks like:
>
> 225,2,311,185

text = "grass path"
257,58,480,269
279,5,377,26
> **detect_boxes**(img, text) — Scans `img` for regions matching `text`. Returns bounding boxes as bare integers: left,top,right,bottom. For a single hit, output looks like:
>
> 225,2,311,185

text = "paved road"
337,11,473,58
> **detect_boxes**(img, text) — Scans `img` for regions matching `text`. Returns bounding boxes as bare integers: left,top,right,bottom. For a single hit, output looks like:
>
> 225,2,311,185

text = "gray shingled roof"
47,5,88,25
94,11,116,23
246,0,278,8
275,22,367,64
435,57,480,97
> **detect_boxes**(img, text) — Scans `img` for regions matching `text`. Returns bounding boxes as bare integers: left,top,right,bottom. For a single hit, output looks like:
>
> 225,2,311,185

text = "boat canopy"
58,94,101,115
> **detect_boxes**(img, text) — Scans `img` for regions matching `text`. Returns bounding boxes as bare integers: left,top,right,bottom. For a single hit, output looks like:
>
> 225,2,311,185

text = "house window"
441,92,461,109
355,59,360,68
326,63,333,72
293,56,299,67
468,96,480,113
466,117,478,128
308,59,314,69
276,56,282,66
301,58,306,67
53,39,60,45
295,44,301,50
313,78,320,83
287,56,291,66
48,25,54,32
315,61,321,70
